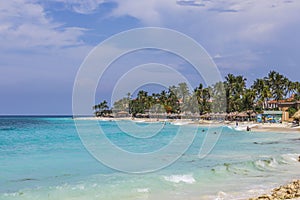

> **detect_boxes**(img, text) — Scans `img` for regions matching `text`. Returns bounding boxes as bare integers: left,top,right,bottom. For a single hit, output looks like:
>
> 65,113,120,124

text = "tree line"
93,71,300,117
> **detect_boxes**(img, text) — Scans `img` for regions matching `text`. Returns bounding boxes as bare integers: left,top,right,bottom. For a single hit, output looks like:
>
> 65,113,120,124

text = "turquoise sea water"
0,117,300,200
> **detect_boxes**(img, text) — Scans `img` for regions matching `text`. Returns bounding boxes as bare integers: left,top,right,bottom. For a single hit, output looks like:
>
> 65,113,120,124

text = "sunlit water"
0,117,299,200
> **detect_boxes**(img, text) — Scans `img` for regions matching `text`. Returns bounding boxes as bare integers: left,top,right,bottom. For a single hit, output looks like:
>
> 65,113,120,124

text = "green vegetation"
92,100,112,117
94,70,300,117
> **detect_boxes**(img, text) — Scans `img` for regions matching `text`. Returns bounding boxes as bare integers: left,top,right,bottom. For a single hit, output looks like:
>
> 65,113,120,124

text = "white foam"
137,188,150,193
232,124,258,131
164,174,196,184
281,153,299,162
215,191,228,199
170,121,191,126
134,120,146,123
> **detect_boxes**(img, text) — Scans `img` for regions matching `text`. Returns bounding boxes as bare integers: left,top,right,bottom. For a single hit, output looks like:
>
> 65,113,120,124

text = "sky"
0,0,300,115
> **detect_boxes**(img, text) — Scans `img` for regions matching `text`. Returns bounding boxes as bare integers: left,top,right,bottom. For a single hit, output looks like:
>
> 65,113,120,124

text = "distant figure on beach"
236,121,238,127
246,126,251,132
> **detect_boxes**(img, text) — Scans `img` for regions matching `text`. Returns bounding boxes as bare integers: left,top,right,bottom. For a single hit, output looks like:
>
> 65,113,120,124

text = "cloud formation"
0,0,86,49
53,0,105,14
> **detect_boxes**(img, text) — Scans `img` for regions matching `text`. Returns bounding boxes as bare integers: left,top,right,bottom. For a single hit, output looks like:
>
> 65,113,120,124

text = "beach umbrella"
117,111,129,115
237,112,248,117
200,113,211,119
293,110,300,120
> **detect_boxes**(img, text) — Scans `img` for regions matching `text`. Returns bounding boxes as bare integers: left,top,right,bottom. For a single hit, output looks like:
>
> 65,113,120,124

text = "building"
278,101,300,111
264,100,279,109
262,95,300,121
257,111,283,123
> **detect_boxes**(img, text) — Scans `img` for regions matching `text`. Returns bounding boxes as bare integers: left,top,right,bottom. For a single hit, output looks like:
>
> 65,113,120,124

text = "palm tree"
252,78,271,109
211,81,226,113
178,82,190,103
194,83,211,114
242,89,256,111
224,74,247,112
285,80,295,99
265,70,288,101
136,90,148,114
293,82,300,100
167,88,180,114
93,100,110,117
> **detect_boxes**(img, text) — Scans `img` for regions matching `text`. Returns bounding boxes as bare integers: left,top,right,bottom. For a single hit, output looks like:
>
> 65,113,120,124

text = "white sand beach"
75,116,300,134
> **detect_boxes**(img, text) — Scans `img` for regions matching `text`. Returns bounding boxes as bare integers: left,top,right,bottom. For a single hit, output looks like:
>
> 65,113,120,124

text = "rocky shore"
249,180,300,200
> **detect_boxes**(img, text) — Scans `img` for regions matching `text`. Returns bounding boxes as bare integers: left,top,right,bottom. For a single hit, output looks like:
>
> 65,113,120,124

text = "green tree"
265,70,288,101
252,78,272,110
94,100,111,117
194,83,211,114
224,74,247,112
211,81,226,113
242,89,256,111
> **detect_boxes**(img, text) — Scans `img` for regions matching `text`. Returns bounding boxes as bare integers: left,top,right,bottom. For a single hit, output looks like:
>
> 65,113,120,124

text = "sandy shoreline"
74,116,300,133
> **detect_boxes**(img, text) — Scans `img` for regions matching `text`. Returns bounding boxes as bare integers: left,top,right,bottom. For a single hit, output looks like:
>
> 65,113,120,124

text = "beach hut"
200,113,211,120
227,112,237,121
115,111,130,118
250,112,257,119
293,110,300,120
214,113,227,121
236,112,248,121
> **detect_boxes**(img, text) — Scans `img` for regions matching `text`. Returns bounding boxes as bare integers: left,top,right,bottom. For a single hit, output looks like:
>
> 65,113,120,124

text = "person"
236,121,238,127
246,126,251,132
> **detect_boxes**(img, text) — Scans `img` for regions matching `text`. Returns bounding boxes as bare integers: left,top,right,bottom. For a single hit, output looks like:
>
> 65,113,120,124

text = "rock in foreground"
249,180,300,200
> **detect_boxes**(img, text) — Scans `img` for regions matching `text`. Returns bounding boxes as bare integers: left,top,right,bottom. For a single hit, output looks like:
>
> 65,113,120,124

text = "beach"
79,116,300,134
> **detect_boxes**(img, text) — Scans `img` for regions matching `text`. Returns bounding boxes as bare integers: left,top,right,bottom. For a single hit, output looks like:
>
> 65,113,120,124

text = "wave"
0,127,15,131
136,188,150,193
211,154,300,176
231,124,258,131
163,174,195,184
170,121,191,126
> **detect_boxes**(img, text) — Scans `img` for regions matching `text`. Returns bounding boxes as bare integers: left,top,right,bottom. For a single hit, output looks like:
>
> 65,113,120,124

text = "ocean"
0,116,299,200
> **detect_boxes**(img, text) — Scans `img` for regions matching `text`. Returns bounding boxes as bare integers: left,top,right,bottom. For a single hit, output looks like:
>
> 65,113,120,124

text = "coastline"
74,116,300,134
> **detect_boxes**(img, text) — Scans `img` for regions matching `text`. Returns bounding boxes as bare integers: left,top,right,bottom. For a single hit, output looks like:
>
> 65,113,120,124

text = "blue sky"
1,0,300,115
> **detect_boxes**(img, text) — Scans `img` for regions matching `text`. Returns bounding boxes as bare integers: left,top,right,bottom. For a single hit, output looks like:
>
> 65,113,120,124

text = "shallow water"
0,117,299,200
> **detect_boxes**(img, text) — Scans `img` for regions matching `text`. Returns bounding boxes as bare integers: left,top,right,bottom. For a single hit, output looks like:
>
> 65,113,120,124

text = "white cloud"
53,0,105,14
0,0,86,49
103,0,300,41
109,0,168,25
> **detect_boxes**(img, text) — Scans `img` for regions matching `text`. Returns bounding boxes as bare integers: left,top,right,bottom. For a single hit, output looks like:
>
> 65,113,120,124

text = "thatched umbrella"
200,113,211,119
236,112,249,121
237,112,248,118
293,110,300,120
228,112,237,117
